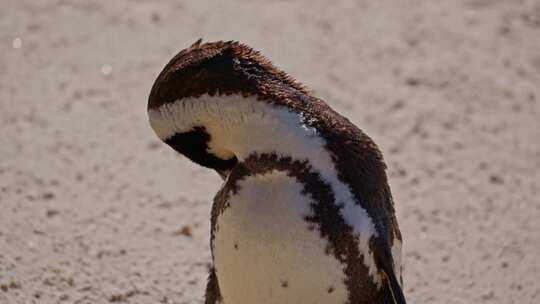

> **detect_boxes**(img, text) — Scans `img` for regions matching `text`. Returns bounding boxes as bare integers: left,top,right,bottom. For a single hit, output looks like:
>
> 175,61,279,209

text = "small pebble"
12,37,22,49
101,64,112,75
174,225,193,237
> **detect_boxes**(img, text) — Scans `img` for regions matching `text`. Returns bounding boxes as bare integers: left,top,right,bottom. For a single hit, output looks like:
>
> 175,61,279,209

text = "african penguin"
148,40,406,304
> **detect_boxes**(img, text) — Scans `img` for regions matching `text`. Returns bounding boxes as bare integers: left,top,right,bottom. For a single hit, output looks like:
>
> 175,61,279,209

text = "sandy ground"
1,0,540,303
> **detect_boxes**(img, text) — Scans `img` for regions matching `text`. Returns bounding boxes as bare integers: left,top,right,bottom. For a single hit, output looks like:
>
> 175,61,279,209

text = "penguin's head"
147,40,308,177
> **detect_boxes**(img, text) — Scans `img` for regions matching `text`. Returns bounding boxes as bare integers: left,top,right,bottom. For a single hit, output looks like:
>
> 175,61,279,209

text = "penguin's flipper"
379,270,407,304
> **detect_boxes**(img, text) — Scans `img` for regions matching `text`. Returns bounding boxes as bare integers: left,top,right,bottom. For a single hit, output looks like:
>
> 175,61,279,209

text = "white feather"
391,238,402,284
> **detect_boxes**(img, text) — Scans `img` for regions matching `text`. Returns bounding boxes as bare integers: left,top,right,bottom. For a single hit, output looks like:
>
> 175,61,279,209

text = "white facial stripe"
148,94,380,284
214,171,348,303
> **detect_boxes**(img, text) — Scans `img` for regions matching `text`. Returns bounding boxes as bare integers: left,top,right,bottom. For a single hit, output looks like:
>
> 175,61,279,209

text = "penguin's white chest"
212,171,348,304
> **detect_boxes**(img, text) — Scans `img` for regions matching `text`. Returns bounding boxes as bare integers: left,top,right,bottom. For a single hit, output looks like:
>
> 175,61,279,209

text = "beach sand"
1,0,539,303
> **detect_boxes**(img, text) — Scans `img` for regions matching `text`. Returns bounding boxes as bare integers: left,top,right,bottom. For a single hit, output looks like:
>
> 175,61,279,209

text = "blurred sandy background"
1,0,540,303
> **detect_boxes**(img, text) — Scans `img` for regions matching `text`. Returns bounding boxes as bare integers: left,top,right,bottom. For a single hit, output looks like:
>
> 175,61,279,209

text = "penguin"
148,40,406,304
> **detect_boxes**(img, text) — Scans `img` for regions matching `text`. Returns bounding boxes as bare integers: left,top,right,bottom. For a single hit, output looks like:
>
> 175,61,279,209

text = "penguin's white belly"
213,171,348,304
